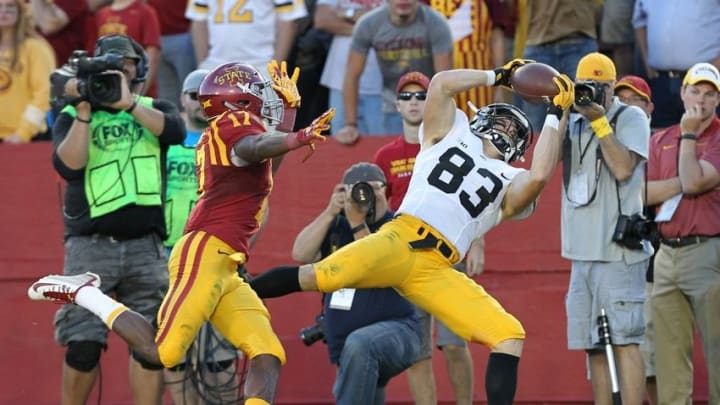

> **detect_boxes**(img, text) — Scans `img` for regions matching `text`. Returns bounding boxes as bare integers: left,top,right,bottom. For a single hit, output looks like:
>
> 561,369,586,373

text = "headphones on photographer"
93,34,149,85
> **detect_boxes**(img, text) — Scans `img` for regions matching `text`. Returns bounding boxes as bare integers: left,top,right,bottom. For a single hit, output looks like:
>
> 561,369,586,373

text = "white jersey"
397,110,525,258
186,0,308,71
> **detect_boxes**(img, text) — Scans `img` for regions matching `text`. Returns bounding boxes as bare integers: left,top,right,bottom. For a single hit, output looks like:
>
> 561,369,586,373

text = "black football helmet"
469,103,533,163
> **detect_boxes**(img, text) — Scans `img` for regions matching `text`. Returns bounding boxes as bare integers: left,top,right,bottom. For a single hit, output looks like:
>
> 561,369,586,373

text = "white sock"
75,287,128,329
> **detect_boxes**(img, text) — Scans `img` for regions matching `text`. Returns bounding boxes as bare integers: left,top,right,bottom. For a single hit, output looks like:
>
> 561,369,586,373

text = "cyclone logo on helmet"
198,63,283,125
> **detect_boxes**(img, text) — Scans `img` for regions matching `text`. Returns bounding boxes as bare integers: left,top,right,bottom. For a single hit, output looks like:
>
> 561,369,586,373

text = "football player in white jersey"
186,0,307,72
250,59,575,404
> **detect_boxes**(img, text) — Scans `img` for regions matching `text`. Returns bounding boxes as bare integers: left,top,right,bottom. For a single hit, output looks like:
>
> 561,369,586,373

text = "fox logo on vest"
91,119,144,150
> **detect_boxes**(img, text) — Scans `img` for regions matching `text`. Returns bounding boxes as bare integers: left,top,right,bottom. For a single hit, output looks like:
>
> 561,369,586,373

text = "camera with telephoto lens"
612,213,658,250
575,82,606,106
50,50,124,108
299,314,326,346
350,182,375,206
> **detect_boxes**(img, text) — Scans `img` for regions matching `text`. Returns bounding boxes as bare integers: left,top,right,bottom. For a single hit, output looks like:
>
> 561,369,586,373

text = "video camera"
575,81,606,107
612,213,658,250
50,50,124,108
299,314,326,346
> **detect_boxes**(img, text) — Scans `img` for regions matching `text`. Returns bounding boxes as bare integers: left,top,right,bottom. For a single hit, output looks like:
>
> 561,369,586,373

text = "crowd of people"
7,0,719,404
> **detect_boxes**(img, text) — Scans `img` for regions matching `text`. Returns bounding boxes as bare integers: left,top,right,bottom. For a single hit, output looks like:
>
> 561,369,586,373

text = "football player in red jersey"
29,61,335,405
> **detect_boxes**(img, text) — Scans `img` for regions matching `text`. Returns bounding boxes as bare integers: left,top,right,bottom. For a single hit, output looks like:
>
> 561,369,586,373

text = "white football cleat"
28,272,101,304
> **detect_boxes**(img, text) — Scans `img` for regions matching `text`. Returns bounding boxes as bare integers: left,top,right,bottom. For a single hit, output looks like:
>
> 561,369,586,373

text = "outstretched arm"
501,75,575,220
232,108,334,164
422,59,533,148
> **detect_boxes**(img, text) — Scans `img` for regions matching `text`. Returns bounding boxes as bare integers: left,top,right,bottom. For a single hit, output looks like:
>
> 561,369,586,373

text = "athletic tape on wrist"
544,115,560,130
485,70,496,86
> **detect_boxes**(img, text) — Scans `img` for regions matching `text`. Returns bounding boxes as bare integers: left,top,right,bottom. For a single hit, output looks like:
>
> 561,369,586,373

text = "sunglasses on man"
397,91,427,101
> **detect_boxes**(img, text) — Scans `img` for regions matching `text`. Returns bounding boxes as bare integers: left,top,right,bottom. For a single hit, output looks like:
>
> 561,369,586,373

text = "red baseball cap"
615,75,652,102
396,71,430,93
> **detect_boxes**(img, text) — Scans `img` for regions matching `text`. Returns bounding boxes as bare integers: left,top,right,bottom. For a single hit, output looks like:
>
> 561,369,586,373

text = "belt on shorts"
408,226,453,260
656,70,686,78
660,235,716,248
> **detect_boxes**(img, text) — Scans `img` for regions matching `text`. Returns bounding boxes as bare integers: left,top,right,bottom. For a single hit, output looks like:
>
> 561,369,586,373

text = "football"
510,63,561,104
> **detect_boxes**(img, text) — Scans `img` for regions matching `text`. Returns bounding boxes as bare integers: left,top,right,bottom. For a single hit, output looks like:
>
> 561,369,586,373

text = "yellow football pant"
156,231,285,367
314,214,525,348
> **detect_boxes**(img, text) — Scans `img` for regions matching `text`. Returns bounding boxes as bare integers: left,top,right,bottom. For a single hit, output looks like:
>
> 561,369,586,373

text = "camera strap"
604,105,630,216
563,105,628,208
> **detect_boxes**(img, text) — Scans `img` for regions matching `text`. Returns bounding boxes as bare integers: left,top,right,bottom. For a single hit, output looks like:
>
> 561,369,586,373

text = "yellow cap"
683,62,720,91
576,52,616,82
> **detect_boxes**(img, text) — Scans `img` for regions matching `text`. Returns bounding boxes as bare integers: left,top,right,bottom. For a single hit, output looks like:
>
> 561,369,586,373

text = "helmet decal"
198,63,283,125
468,103,533,163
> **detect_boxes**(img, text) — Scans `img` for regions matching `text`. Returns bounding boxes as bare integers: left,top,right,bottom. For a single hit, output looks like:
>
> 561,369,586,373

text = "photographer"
562,52,652,405
50,34,183,404
287,162,422,405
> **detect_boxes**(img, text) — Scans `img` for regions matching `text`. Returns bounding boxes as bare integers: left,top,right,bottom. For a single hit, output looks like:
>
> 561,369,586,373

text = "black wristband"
680,133,698,141
75,116,91,124
350,223,367,234
125,101,138,114
345,122,357,127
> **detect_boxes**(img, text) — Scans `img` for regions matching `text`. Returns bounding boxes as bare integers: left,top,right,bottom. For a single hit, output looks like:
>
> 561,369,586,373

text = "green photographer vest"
63,97,162,218
163,131,202,248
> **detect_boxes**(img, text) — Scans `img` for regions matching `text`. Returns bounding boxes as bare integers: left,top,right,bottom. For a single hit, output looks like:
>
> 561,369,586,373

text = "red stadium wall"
0,141,709,404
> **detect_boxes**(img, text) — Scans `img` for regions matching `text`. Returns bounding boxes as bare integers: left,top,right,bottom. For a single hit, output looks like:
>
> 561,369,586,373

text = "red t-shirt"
86,0,162,96
41,0,89,65
184,111,273,255
147,0,190,35
373,136,421,211
648,117,720,238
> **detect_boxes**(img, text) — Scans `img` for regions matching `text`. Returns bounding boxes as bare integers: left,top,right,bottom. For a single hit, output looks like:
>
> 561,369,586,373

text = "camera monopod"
598,308,622,405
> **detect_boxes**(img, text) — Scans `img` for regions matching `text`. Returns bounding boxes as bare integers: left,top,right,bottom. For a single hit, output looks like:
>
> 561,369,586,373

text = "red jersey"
373,136,421,211
147,0,191,35
184,111,273,254
648,117,720,238
41,0,89,65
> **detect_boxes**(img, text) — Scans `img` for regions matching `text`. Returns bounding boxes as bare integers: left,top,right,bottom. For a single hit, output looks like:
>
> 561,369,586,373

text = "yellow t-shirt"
0,37,56,142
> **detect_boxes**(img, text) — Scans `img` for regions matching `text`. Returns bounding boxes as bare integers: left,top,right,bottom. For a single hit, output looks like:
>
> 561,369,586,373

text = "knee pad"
131,350,164,370
65,341,104,372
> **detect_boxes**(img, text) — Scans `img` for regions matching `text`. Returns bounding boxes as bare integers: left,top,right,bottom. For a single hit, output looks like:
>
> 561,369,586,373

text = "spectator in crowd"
286,0,332,130
374,71,477,405
599,0,634,78
288,162,423,405
162,69,241,405
148,0,197,108
29,0,88,66
562,52,651,405
46,34,183,404
633,0,720,129
334,0,453,144
247,59,576,405
186,0,307,73
315,0,384,135
430,0,507,115
518,0,599,132
86,0,162,97
29,60,335,405
614,74,658,405
0,0,55,143
646,62,720,405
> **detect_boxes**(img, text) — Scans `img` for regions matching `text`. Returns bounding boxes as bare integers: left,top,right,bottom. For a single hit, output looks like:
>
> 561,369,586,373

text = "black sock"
486,352,519,405
249,266,301,298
